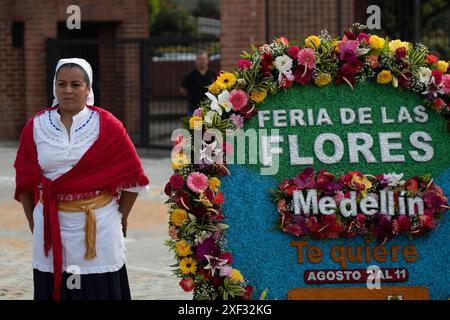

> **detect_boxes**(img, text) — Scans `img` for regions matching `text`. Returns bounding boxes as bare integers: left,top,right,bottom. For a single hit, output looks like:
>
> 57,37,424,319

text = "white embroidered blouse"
32,105,148,274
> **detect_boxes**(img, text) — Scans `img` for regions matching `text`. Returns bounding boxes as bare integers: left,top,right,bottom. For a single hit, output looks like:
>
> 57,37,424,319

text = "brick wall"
0,0,25,139
0,0,149,139
220,0,266,71
220,0,357,72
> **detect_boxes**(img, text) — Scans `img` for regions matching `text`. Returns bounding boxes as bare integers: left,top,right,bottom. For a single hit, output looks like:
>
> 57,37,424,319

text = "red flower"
398,215,411,232
199,266,212,281
260,52,273,75
169,174,185,190
279,74,294,88
419,215,433,229
239,104,258,120
279,179,290,191
433,98,445,111
426,54,438,65
277,199,287,212
210,276,225,289
243,285,254,300
293,65,312,85
432,69,443,84
341,171,363,185
293,167,315,189
220,252,233,264
395,47,407,60
316,170,335,189
238,59,251,69
367,55,379,69
344,31,356,40
214,191,224,205
398,72,412,89
404,178,419,192
164,182,172,196
288,45,300,59
276,36,290,45
357,33,370,44
287,184,299,197
179,278,196,292
336,74,356,86
284,223,303,236
175,190,192,210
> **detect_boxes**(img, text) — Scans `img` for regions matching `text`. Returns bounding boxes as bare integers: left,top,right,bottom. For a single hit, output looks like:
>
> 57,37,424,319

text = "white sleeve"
122,185,149,194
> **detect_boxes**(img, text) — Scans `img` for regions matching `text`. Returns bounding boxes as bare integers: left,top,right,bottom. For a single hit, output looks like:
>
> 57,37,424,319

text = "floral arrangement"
165,26,450,300
272,168,449,244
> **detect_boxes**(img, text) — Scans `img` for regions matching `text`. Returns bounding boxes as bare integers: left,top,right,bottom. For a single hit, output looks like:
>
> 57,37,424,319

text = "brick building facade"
220,0,358,71
0,0,149,139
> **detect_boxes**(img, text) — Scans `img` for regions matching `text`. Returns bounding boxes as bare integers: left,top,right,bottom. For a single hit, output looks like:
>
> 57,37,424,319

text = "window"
12,22,24,48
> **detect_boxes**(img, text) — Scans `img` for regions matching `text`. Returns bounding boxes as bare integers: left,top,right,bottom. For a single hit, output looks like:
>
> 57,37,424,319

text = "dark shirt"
181,68,216,114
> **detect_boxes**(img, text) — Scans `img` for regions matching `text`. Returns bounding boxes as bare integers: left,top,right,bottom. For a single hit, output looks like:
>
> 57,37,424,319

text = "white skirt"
32,198,126,274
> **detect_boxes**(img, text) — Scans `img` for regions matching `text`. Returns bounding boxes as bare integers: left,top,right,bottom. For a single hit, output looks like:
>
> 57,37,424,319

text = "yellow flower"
315,73,332,86
171,208,188,227
175,240,193,257
369,35,385,50
189,116,203,130
230,269,244,283
194,192,213,207
172,153,189,170
208,177,221,192
208,81,221,94
249,90,267,103
179,257,197,274
305,35,321,49
350,175,373,198
216,72,237,90
377,70,393,84
388,39,410,54
437,60,449,73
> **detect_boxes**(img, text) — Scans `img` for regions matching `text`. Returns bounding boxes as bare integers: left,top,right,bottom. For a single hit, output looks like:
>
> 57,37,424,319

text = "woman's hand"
118,191,138,238
121,217,128,238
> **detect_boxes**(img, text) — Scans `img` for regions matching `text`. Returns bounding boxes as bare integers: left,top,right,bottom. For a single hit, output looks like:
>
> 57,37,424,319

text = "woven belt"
40,192,114,260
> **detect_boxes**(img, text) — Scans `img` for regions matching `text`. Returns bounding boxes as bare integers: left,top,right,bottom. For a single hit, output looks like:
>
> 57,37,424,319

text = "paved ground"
0,143,192,300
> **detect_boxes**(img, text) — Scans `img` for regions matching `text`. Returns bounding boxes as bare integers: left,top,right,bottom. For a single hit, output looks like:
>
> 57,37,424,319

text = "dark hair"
196,51,209,58
56,63,91,86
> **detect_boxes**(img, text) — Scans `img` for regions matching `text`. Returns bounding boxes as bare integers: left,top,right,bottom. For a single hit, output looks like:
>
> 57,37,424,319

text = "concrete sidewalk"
0,145,192,300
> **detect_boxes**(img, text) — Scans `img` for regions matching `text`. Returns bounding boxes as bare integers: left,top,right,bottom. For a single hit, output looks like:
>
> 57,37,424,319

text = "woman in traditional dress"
14,58,149,300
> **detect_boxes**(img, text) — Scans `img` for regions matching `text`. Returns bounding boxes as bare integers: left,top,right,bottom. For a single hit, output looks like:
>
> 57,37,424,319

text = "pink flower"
357,33,370,44
334,191,345,205
193,108,203,117
219,265,233,277
297,48,316,69
230,113,244,129
222,141,234,155
229,89,248,111
288,45,300,58
338,39,359,62
168,226,178,239
187,172,209,193
238,59,251,69
443,74,450,94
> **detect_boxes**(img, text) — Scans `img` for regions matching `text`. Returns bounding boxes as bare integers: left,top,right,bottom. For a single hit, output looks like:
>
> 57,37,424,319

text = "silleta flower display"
165,28,450,300
272,168,448,243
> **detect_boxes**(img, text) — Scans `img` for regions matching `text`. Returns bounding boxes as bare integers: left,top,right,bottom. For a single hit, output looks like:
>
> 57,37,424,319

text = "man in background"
180,51,217,115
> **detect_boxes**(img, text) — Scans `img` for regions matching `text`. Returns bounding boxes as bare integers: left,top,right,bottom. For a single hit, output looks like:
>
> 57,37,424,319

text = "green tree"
150,0,195,37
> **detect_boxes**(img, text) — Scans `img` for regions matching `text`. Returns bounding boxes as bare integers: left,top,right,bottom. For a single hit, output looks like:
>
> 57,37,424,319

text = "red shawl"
14,105,149,300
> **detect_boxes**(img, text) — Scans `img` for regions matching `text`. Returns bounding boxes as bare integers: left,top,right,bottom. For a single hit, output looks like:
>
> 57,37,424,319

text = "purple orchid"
338,39,359,62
